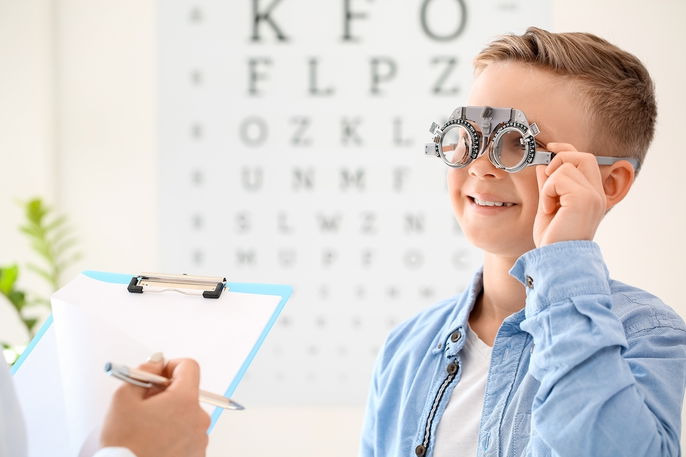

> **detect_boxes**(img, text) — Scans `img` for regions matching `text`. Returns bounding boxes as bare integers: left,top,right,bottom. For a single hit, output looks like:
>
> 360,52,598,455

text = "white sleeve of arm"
92,447,138,457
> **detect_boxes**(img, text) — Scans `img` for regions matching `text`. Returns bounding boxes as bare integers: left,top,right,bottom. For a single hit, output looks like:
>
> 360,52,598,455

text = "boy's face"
448,61,592,258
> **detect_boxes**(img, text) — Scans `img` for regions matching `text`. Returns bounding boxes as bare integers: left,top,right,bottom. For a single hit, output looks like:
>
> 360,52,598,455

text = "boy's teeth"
473,197,513,207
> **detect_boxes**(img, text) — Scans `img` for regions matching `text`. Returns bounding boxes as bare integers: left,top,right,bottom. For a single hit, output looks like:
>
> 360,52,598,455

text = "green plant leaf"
27,296,50,308
7,290,26,310
19,224,42,238
2,343,20,366
25,199,48,225
53,238,78,258
0,264,19,294
19,197,82,298
23,318,38,332
19,224,43,239
44,215,67,233
30,239,54,263
26,263,55,285
49,224,71,242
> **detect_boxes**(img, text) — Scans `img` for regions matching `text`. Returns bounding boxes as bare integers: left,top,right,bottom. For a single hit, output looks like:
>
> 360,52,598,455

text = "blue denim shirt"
360,241,686,457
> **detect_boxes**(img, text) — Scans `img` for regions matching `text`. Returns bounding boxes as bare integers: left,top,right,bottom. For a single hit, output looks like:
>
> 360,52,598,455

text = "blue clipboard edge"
10,314,53,375
11,270,293,432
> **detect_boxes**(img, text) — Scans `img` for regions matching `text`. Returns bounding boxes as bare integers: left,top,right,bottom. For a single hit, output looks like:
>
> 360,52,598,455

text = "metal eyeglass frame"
424,106,640,173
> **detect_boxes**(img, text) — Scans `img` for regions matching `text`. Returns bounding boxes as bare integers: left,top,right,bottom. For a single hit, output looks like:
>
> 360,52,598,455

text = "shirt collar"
432,268,483,355
439,266,527,351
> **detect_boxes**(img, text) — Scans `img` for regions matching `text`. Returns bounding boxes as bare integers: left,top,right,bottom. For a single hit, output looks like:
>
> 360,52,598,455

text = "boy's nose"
468,154,501,179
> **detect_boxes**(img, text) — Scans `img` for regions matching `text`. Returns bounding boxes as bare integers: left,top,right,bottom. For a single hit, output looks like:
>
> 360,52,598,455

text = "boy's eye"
504,137,526,150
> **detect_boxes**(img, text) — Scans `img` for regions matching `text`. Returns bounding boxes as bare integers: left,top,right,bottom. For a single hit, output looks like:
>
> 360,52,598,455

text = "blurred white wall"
0,1,57,316
1,0,684,456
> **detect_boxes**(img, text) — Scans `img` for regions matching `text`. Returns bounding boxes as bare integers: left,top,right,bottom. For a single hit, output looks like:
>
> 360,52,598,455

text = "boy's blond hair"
475,27,656,171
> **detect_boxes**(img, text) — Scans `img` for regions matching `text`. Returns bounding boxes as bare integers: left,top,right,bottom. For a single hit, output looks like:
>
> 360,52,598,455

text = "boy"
360,27,686,457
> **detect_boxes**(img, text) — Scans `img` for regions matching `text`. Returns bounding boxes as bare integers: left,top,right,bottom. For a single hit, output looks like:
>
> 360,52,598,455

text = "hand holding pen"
99,354,211,457
105,362,244,410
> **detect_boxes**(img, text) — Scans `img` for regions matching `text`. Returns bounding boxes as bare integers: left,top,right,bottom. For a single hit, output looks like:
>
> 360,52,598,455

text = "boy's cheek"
445,168,465,194
445,171,468,225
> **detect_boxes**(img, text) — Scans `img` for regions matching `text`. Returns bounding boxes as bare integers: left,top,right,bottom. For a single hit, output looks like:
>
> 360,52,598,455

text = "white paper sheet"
13,273,286,457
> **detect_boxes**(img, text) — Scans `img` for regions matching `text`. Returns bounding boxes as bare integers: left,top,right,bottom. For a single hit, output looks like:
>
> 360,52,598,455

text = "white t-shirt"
1,360,136,457
432,326,493,457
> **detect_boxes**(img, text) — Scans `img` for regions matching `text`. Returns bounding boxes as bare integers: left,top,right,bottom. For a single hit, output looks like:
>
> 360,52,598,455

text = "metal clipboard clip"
127,272,227,299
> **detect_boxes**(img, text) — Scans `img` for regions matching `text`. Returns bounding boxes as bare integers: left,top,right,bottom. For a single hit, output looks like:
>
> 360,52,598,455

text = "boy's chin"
465,232,535,259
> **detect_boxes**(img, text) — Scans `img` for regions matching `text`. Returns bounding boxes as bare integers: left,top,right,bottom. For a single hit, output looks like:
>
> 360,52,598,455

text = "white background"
1,1,685,456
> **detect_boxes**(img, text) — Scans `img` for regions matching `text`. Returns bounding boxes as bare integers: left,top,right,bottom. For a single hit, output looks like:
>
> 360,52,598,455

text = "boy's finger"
545,143,578,174
543,164,597,209
535,164,548,193
545,143,603,185
539,162,590,210
540,171,581,214
551,162,592,188
545,148,581,176
546,142,578,152
549,151,604,197
539,174,561,214
536,165,557,214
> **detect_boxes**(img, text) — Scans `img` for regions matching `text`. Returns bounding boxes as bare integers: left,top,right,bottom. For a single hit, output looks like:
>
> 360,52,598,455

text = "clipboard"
11,270,292,457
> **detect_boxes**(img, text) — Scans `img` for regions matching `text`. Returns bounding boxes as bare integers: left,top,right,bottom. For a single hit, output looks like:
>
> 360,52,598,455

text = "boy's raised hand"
533,142,608,248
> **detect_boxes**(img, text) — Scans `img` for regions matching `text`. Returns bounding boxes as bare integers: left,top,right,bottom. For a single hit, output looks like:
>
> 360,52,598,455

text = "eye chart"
159,0,550,406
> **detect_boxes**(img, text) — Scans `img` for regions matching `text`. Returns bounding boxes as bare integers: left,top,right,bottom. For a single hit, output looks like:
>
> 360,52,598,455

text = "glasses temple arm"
529,151,640,170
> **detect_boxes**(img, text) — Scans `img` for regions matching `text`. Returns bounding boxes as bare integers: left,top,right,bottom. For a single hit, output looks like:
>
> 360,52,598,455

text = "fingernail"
147,352,164,363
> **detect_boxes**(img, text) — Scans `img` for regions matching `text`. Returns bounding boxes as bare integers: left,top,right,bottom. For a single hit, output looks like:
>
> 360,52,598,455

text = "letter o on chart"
420,0,467,42
240,117,268,147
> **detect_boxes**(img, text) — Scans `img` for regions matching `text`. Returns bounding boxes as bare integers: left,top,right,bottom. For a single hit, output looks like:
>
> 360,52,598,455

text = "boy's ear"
601,160,635,210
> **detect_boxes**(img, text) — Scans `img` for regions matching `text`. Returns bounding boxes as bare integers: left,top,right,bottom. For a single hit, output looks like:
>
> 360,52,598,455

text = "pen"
104,362,245,411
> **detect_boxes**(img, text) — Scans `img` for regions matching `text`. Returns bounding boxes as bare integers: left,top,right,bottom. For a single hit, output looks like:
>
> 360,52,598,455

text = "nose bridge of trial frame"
426,106,536,158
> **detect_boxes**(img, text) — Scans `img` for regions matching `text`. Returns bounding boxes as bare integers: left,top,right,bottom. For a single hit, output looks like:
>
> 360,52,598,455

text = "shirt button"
446,362,458,375
450,330,462,343
526,275,534,288
415,444,426,456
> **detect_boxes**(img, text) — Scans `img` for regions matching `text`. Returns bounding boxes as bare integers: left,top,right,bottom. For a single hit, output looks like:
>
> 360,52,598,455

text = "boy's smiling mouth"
467,194,517,208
